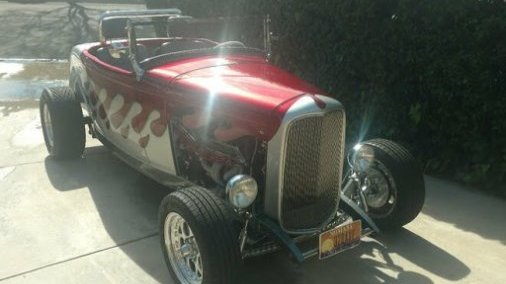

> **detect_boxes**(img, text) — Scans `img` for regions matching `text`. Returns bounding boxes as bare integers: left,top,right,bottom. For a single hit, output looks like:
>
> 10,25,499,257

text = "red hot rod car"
39,9,425,284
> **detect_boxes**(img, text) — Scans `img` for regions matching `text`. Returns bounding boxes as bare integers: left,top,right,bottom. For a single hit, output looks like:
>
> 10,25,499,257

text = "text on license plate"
319,220,362,260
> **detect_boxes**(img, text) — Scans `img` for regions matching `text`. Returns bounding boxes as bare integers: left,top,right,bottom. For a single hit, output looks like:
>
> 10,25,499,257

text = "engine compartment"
171,108,266,196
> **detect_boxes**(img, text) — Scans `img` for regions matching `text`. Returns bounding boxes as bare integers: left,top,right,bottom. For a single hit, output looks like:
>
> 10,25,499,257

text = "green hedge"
166,0,506,194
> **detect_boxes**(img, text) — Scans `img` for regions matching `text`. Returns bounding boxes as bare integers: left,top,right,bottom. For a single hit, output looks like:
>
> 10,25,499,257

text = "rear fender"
69,43,97,115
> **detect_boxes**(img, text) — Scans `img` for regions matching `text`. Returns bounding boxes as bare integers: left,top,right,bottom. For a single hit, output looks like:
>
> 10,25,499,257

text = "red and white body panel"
70,40,329,178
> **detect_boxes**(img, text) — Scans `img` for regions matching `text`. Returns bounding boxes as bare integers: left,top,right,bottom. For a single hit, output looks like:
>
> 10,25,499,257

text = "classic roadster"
39,9,425,284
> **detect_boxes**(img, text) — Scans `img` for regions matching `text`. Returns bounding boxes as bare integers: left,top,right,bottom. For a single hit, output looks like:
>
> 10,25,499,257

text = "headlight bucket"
352,143,375,171
226,175,258,209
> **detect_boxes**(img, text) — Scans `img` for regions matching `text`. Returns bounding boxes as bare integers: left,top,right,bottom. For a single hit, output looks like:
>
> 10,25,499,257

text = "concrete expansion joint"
1,161,43,169
0,166,16,180
0,232,158,282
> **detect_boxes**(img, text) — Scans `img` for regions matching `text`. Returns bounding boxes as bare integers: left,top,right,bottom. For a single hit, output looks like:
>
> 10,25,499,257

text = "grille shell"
280,110,345,232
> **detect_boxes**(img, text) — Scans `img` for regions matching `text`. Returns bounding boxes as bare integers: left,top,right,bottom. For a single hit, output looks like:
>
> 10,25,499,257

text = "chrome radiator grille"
281,110,345,232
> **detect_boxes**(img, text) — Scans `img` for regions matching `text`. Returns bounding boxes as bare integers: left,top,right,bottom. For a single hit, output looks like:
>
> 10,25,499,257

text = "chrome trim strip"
100,9,182,21
264,95,346,234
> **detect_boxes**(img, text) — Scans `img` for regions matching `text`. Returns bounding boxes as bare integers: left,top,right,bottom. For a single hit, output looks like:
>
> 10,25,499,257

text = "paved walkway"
0,1,144,59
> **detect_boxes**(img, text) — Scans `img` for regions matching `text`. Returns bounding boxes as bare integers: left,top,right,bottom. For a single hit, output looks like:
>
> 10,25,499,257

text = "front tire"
159,187,241,284
39,87,85,159
360,139,425,230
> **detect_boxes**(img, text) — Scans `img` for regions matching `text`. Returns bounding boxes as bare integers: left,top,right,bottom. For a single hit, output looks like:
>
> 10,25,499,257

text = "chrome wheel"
42,103,54,148
362,162,397,217
345,139,425,229
164,212,203,284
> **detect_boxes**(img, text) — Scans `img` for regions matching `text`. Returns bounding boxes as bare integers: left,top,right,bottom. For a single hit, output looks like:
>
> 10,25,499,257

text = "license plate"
319,220,362,260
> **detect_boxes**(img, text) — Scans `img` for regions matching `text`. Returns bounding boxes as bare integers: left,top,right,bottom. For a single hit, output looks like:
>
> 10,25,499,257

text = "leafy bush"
168,0,506,194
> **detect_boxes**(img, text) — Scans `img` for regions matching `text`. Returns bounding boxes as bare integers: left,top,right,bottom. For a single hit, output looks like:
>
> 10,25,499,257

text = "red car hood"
147,55,325,139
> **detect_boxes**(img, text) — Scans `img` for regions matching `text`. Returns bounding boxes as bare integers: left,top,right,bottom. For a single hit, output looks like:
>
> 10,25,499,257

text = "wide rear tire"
39,87,85,160
159,187,242,284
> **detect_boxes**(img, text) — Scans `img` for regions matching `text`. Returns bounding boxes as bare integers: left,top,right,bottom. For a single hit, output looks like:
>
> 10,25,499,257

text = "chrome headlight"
352,143,375,171
226,175,258,209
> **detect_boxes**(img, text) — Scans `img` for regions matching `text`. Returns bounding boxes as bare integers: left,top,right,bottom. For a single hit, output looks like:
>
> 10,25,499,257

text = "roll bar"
99,9,183,43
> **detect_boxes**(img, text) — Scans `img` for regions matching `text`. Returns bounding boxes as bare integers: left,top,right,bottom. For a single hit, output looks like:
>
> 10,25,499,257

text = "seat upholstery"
214,41,246,48
135,44,149,61
156,40,215,55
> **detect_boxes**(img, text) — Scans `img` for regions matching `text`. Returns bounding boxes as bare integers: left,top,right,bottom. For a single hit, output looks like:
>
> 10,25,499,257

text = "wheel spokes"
43,104,54,147
164,212,203,283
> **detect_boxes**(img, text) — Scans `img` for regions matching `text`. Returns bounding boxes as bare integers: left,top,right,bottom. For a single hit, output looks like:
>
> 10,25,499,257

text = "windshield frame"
99,10,271,79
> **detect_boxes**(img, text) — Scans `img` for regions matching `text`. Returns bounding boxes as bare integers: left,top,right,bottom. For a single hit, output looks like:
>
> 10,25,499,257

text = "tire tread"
39,87,85,159
363,139,425,229
159,187,241,284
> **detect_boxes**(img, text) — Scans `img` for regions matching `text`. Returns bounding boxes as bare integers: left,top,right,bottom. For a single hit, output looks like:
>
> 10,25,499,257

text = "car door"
83,49,177,175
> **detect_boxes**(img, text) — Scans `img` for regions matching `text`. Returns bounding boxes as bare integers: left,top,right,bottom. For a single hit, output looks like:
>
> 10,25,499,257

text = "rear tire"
362,139,425,230
159,187,242,284
39,87,85,159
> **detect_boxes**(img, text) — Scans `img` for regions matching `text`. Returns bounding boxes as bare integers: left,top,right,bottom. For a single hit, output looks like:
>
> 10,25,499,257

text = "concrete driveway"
0,61,505,284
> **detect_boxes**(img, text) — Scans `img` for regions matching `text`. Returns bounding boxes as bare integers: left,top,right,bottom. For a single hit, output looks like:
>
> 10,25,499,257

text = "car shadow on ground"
423,176,506,245
44,146,173,282
44,146,470,284
242,228,470,284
